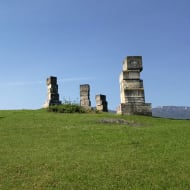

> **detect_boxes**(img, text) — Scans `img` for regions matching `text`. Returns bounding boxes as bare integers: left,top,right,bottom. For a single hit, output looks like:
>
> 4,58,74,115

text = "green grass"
0,110,190,190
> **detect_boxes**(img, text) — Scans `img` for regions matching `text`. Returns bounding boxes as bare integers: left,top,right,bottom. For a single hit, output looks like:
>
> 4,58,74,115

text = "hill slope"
0,110,190,190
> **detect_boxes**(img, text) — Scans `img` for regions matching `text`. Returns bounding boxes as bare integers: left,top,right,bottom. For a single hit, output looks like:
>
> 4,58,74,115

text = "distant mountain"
152,106,190,119
108,110,116,114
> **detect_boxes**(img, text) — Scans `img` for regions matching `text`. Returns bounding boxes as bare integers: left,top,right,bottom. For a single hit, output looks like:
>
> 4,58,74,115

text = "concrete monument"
95,94,108,112
117,56,152,115
43,76,61,108
80,84,91,109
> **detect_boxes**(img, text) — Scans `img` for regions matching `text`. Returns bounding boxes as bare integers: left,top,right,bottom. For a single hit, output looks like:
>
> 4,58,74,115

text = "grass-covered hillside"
0,109,190,190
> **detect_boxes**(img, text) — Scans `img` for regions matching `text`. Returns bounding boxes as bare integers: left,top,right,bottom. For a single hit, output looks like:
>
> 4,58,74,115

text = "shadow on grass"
99,118,142,127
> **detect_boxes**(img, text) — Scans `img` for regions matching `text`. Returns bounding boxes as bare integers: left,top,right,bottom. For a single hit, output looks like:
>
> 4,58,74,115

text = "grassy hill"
0,110,190,190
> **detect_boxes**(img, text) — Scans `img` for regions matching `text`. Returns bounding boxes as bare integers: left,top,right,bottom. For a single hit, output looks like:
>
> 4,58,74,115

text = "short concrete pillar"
80,84,91,109
95,94,108,112
43,76,61,107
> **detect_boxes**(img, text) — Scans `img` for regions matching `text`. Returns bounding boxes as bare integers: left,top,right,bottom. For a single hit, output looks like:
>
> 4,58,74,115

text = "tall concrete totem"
80,84,91,109
43,76,61,108
117,56,152,115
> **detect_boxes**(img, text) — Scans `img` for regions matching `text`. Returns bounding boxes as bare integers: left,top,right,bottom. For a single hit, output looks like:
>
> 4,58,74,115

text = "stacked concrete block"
117,56,152,116
80,84,91,109
95,94,108,112
43,76,61,108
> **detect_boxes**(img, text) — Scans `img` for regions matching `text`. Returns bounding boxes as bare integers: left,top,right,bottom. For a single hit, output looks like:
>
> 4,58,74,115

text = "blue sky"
0,0,190,110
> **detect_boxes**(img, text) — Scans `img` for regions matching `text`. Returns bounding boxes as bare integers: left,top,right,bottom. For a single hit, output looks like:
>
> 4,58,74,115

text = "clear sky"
0,0,190,110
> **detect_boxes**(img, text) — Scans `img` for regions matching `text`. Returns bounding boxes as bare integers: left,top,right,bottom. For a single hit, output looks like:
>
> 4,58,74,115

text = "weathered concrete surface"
117,56,152,116
43,76,61,108
95,94,108,112
80,84,91,109
117,103,152,116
